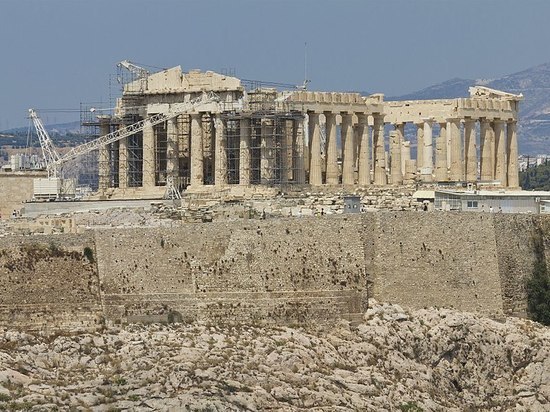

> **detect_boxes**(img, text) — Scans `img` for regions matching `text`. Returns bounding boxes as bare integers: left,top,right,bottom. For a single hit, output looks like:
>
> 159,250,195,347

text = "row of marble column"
98,112,519,191
306,113,519,187
190,114,308,187
307,112,387,186
394,118,519,187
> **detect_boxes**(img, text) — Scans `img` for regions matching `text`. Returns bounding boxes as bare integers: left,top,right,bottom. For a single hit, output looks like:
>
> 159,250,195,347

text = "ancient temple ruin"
94,66,522,199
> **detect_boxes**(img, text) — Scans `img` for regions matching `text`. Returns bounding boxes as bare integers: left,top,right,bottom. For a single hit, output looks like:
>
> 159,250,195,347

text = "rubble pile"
0,302,547,411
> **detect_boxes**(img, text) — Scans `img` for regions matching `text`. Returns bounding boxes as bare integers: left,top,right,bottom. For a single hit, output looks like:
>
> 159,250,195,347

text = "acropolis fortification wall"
0,213,547,331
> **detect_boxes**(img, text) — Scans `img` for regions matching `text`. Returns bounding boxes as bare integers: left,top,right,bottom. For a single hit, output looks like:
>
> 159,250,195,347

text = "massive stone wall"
0,233,103,331
370,213,504,317
95,217,368,325
0,213,548,331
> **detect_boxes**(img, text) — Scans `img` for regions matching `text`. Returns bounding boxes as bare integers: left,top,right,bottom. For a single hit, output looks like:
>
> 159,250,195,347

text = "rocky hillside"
385,62,550,155
0,301,548,411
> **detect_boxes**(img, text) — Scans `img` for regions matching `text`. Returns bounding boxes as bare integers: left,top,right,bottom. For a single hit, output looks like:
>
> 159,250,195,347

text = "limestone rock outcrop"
0,302,548,411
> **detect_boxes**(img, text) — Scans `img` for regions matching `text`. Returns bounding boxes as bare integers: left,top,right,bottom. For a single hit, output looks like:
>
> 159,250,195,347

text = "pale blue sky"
1,0,550,128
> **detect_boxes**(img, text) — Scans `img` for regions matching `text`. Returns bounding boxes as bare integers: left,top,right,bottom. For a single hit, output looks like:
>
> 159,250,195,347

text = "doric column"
324,112,339,184
404,160,417,184
239,118,250,185
373,114,386,185
166,117,179,179
341,113,355,185
448,119,462,181
506,120,519,188
308,112,322,185
480,118,494,181
98,116,111,191
435,122,447,181
415,122,424,174
214,115,227,186
401,140,411,178
260,119,274,184
357,113,370,185
390,131,402,185
142,120,155,188
280,121,289,185
421,119,433,182
190,113,204,186
394,123,405,175
293,116,306,184
464,118,477,182
434,122,448,182
493,119,507,186
118,135,128,189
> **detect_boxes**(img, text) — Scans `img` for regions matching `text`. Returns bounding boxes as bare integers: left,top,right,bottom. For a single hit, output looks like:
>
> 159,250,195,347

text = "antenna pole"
304,42,308,90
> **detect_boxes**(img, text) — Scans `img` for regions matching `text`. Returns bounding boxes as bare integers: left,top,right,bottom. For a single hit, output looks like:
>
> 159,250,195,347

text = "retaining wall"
0,213,547,331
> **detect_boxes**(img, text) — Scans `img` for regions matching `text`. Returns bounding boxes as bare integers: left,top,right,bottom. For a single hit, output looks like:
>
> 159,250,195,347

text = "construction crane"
29,91,219,198
117,60,150,79
117,60,151,93
52,92,218,169
28,109,61,178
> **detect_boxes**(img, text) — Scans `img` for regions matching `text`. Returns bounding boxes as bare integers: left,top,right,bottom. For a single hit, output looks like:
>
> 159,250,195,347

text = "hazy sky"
1,0,550,129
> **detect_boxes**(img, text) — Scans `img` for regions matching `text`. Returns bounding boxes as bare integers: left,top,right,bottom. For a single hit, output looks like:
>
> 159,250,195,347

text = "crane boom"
52,92,219,168
28,109,61,177
117,60,150,79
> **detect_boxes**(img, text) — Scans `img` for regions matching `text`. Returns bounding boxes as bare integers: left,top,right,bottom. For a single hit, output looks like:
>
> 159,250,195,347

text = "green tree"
520,161,550,191
526,226,550,325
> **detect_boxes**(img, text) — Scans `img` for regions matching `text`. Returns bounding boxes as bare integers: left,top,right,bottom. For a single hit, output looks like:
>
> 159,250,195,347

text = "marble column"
357,113,370,185
280,121,289,185
324,112,339,185
118,135,128,189
421,119,433,182
190,113,204,186
435,122,447,181
464,118,477,182
166,117,179,180
448,119,462,181
480,118,494,181
506,120,519,188
98,116,111,191
401,140,411,178
493,119,507,186
415,122,424,174
373,114,386,185
239,118,251,186
142,121,155,188
394,123,405,175
260,119,274,184
390,131,402,185
294,117,306,184
214,115,227,186
341,113,355,185
404,160,417,183
308,112,322,185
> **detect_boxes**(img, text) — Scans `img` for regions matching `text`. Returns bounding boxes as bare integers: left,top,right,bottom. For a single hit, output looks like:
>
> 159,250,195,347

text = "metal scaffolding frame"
222,111,304,186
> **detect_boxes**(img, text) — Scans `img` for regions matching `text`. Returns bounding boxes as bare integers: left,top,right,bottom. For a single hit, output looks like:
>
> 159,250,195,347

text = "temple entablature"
284,91,385,115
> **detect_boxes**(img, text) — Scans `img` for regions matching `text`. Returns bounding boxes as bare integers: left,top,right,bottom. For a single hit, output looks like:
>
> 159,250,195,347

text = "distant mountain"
380,62,550,155
3,121,82,136
387,78,474,101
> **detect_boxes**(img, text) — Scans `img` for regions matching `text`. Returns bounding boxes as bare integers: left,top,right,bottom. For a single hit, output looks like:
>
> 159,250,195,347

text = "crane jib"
29,92,218,174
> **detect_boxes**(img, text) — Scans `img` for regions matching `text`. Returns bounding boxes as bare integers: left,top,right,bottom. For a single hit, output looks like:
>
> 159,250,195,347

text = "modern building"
435,189,550,214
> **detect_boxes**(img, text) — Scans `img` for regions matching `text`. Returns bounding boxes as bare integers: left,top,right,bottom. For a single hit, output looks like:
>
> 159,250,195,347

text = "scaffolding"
222,111,304,186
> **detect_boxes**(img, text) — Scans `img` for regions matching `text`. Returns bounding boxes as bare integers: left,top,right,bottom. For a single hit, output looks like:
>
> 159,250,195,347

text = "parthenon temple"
94,66,523,198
